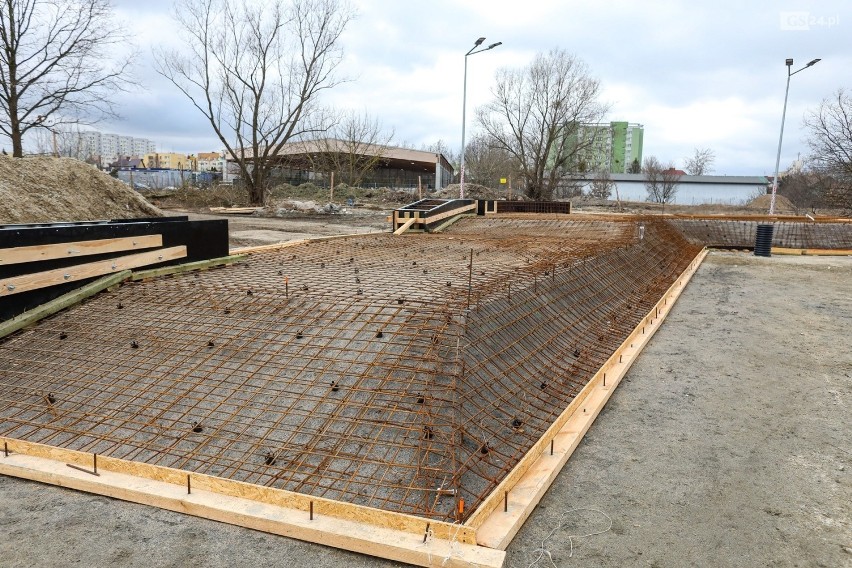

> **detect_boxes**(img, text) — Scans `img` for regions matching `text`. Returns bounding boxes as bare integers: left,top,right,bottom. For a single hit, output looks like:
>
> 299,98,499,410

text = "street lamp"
769,57,821,214
460,37,501,199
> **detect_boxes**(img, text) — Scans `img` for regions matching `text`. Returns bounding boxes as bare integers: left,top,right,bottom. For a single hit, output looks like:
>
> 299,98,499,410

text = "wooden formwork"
0,220,707,567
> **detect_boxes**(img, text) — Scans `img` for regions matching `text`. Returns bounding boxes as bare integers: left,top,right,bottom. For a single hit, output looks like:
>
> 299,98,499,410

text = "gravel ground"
1,251,850,568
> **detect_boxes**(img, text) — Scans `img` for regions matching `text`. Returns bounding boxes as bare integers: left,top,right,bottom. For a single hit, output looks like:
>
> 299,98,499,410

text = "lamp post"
460,37,501,199
769,57,820,215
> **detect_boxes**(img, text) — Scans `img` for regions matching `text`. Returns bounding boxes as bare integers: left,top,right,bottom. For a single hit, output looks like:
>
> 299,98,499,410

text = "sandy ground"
172,208,391,248
1,251,850,568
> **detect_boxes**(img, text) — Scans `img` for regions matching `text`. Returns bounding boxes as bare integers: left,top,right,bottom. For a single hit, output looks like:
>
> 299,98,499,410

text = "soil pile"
436,183,504,199
0,156,162,223
747,193,795,213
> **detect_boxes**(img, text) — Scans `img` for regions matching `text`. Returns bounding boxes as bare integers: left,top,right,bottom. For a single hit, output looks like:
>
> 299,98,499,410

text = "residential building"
610,121,644,173
68,130,157,165
143,152,192,170
196,151,225,172
572,121,644,174
109,156,144,169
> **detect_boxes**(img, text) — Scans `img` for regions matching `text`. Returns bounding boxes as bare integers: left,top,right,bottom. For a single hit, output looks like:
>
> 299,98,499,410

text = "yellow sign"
500,178,507,184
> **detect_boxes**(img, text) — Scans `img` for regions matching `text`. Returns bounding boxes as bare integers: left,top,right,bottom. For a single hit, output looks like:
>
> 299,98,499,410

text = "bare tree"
412,139,459,184
305,110,394,187
29,124,89,158
804,89,852,210
683,147,715,175
587,167,615,200
0,0,133,157
776,168,831,212
422,139,458,172
643,156,682,203
477,48,606,200
462,132,518,188
157,0,352,205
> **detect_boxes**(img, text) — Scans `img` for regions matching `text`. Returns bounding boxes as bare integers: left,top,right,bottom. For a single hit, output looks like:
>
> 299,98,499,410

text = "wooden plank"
467,248,709,549
393,217,417,235
0,451,504,568
0,270,131,339
425,204,476,225
771,247,852,256
0,235,162,265
0,246,186,297
130,255,246,281
230,231,387,254
209,206,262,214
0,438,479,546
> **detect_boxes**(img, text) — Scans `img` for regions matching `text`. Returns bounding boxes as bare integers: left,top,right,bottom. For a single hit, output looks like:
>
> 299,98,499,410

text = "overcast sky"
100,0,849,175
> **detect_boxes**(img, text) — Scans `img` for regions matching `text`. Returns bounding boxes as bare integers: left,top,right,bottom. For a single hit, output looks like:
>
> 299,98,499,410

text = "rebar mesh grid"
670,219,852,249
0,217,700,522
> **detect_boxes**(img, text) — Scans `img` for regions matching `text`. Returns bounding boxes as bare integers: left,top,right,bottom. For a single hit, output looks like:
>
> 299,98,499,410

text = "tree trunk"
10,121,23,157
248,182,264,205
247,165,266,205
527,183,543,200
8,89,23,157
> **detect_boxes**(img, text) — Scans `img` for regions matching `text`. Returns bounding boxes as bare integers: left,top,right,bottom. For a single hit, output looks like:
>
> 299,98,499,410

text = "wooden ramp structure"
0,215,708,566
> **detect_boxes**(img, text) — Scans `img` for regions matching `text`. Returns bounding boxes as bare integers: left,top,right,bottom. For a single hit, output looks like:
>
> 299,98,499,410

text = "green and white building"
573,121,644,174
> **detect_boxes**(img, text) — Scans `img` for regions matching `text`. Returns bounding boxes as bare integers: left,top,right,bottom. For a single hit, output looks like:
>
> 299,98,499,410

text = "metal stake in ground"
467,248,473,309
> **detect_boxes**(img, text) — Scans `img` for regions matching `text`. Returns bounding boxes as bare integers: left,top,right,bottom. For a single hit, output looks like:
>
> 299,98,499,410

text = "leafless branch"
476,48,607,200
157,0,353,204
0,0,135,156
587,167,615,200
804,89,852,210
683,147,715,176
643,156,681,204
302,109,394,187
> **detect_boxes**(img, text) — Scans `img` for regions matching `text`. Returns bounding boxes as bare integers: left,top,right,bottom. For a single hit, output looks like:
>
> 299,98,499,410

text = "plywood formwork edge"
0,450,504,568
466,248,709,549
770,247,852,256
0,438,490,552
231,231,387,254
130,254,246,281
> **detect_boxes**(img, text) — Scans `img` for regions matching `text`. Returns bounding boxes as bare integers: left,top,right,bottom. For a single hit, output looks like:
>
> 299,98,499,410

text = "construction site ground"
1,244,849,567
174,208,390,248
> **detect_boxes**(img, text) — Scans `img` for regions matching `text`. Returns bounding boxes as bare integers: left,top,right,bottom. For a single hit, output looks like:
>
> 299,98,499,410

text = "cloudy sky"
101,0,848,175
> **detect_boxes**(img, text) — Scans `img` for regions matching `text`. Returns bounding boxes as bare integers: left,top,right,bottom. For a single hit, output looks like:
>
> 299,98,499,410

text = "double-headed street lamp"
769,57,821,215
460,37,501,199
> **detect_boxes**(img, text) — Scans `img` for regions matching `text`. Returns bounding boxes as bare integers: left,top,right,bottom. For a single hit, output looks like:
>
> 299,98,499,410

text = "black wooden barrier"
0,216,228,321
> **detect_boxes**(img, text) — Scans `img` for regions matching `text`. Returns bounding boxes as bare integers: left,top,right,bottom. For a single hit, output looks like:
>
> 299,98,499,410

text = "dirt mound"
747,193,795,213
436,183,503,199
0,156,162,223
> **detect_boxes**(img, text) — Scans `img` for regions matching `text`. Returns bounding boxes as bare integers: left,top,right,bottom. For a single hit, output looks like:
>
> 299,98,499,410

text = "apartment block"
196,151,225,172
572,121,644,174
70,130,157,164
142,152,192,170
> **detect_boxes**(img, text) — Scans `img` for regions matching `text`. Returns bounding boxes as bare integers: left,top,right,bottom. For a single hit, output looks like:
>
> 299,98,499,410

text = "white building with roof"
568,173,769,205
